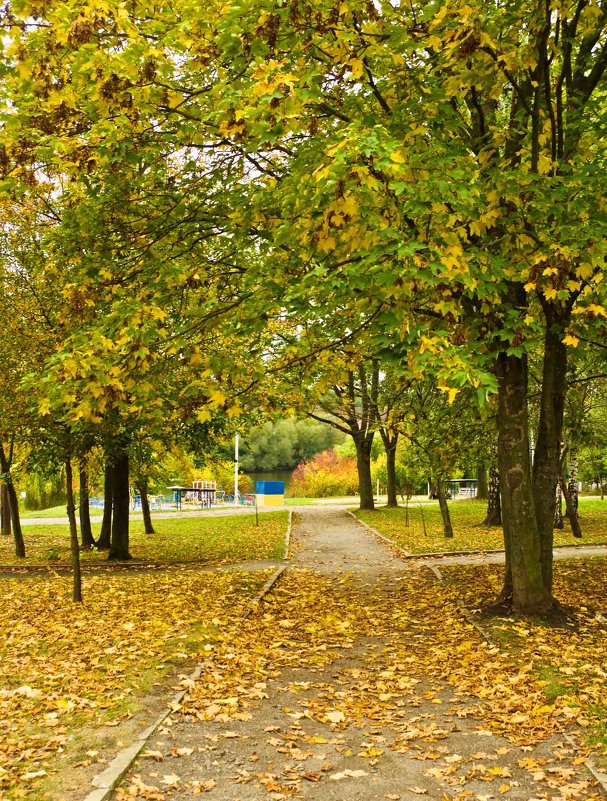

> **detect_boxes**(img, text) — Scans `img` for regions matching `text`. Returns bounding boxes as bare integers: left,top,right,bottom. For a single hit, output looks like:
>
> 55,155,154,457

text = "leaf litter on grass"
0,512,288,566
0,569,271,800
117,568,606,801
356,499,607,554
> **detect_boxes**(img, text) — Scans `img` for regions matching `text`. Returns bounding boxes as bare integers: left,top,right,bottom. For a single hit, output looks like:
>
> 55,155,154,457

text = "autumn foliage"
289,450,358,498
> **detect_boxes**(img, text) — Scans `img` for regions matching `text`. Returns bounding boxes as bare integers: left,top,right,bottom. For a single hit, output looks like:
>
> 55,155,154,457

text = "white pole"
234,434,239,505
376,478,380,502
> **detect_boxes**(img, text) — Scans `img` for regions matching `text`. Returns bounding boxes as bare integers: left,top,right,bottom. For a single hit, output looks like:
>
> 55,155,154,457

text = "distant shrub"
290,450,358,497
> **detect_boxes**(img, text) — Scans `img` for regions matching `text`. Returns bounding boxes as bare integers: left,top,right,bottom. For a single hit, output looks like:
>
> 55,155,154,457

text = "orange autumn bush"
289,450,359,497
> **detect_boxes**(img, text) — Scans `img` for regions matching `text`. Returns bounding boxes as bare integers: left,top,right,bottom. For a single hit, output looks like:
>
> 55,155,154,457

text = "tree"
239,418,341,473
201,0,607,612
308,360,380,510
6,1,607,615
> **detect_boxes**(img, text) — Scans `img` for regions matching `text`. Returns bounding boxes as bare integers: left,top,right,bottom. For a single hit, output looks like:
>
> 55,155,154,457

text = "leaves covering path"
116,508,605,801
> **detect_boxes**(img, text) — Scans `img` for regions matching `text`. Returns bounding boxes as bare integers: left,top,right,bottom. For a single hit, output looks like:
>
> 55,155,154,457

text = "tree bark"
476,464,488,500
496,351,551,613
355,436,375,511
380,433,399,508
137,480,155,535
65,457,83,603
567,450,579,513
97,459,113,550
108,447,132,560
0,443,25,558
560,474,583,538
554,482,564,529
436,477,453,537
6,482,25,558
0,483,11,537
532,317,567,597
483,466,502,525
79,460,95,549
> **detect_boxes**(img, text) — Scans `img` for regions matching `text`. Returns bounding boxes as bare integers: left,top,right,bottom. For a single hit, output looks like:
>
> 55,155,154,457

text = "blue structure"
256,481,285,506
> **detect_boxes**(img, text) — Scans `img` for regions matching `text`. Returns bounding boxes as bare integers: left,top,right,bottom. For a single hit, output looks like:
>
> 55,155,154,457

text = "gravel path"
105,507,605,801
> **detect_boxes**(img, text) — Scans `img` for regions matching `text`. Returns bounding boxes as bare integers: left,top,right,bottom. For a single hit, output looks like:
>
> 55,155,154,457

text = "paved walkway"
107,507,605,801
412,543,607,567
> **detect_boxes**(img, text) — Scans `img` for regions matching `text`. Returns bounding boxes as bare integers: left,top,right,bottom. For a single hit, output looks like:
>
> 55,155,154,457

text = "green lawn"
355,497,607,554
0,511,289,565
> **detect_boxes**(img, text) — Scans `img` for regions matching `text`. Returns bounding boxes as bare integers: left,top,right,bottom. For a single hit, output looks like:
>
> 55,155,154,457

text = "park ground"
0,499,606,800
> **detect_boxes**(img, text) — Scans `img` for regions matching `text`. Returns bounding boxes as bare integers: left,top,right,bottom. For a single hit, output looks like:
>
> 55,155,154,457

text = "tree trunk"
354,436,375,511
137,480,155,535
567,450,579,513
97,459,113,550
79,461,95,549
496,351,550,613
0,484,11,537
381,434,399,508
554,482,564,529
436,477,453,538
108,447,131,560
531,318,567,598
476,464,488,500
0,444,25,558
560,474,583,538
6,482,25,558
65,458,83,603
483,466,502,525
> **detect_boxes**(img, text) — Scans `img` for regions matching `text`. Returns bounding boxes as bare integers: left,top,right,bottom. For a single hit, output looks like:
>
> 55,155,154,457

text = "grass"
0,511,289,565
439,557,607,763
284,497,317,506
21,504,73,519
355,496,607,553
0,568,271,799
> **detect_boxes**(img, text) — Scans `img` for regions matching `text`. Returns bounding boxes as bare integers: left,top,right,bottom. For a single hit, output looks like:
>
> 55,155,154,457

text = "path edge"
426,567,607,797
81,519,293,801
346,510,411,556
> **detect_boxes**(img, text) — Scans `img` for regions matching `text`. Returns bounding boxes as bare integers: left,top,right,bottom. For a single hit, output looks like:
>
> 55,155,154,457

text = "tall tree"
309,360,380,510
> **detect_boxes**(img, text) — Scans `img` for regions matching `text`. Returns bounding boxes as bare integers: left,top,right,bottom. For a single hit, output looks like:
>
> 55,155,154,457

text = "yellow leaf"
438,385,459,404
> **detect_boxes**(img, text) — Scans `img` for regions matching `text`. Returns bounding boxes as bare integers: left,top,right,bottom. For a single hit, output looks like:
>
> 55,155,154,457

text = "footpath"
98,507,605,801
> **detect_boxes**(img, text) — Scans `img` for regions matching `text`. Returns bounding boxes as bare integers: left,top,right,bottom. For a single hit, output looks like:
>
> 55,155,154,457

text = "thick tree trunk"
381,434,399,508
65,458,83,603
0,484,11,537
79,461,95,549
483,466,502,525
354,436,375,511
532,319,567,597
436,478,453,538
97,459,113,550
476,464,488,500
554,482,564,529
108,447,131,560
137,480,155,535
496,351,551,613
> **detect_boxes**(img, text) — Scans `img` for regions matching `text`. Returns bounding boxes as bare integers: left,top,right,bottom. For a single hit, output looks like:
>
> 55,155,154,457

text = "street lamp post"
234,434,239,506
